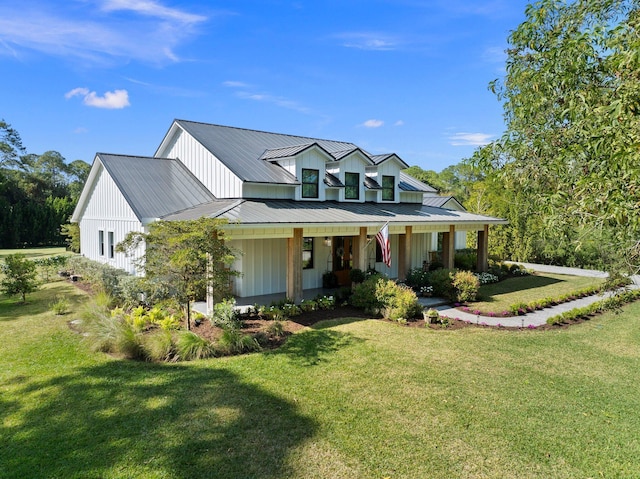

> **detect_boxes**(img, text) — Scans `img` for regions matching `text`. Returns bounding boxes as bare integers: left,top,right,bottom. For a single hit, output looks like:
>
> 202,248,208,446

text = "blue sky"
0,0,530,172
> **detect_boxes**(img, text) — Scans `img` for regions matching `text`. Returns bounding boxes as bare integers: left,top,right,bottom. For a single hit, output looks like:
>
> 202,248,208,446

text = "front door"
333,236,353,286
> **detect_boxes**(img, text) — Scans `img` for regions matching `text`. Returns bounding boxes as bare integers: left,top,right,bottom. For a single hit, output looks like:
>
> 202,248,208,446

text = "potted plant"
424,308,439,324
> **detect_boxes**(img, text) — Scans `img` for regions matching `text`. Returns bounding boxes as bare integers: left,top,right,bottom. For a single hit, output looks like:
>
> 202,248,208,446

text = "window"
345,172,359,200
382,175,395,201
302,237,314,269
99,230,105,256
108,231,115,259
302,168,319,198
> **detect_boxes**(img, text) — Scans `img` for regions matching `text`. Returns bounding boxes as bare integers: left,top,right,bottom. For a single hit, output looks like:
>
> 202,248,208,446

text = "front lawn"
472,272,605,312
2,279,639,478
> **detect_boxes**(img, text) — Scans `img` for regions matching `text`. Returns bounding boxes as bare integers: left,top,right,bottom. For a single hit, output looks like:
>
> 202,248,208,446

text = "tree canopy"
471,0,640,274
0,120,90,248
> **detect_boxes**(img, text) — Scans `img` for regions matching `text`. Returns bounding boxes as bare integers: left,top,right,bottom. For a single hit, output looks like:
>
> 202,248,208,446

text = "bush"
50,295,70,315
218,328,261,355
349,268,365,284
428,268,456,301
405,268,430,291
452,270,480,302
212,298,241,329
141,329,175,362
351,274,421,321
174,330,217,360
454,250,477,271
322,271,338,288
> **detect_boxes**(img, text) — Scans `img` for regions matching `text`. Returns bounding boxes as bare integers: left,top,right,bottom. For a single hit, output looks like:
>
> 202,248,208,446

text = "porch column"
476,224,489,272
353,227,368,272
286,228,303,303
442,225,455,270
398,226,412,280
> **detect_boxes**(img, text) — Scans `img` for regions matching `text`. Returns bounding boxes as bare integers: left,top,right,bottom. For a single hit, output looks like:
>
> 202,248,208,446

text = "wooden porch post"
353,227,368,272
476,224,489,272
442,225,455,270
287,228,303,303
398,226,412,280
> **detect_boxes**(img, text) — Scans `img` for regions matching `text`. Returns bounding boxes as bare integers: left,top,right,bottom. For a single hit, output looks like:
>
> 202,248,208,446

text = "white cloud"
0,1,209,64
65,88,130,109
336,32,399,51
362,119,384,128
448,132,493,146
101,0,206,24
223,80,251,88
394,120,405,127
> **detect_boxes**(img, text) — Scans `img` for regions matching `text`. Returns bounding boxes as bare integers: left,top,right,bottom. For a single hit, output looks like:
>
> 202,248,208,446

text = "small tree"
117,218,238,330
1,254,39,302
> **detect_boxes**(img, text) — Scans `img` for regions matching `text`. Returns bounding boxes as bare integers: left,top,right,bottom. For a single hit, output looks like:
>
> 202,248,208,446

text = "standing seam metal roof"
162,198,507,225
98,153,215,221
174,120,402,184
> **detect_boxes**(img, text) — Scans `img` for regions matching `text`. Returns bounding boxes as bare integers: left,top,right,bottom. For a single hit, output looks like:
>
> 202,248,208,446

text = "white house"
72,119,506,303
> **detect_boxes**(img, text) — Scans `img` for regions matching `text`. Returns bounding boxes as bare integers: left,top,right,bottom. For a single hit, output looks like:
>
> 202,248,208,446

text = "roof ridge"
174,119,356,146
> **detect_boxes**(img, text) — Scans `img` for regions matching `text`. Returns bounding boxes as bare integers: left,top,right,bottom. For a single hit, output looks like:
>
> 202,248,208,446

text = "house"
71,119,506,305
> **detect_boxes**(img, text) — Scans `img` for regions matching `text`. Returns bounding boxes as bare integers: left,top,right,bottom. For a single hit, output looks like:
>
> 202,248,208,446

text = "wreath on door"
336,246,345,258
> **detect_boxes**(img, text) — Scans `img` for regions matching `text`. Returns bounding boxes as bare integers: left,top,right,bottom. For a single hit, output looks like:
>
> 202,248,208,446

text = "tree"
482,0,640,274
1,254,39,302
117,218,238,329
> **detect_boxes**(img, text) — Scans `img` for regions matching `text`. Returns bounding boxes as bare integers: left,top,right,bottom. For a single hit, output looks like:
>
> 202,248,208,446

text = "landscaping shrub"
428,268,456,301
454,250,477,271
452,270,480,302
217,328,261,355
212,298,241,329
322,270,338,288
174,330,217,360
351,274,421,320
405,267,430,291
50,295,70,315
349,268,365,284
141,329,175,362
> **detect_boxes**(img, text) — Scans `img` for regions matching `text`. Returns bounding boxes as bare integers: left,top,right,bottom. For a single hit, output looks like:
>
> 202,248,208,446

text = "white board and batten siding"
78,165,144,274
158,129,243,199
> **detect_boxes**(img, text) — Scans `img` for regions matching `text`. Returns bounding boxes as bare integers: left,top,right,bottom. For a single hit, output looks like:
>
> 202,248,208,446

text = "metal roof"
173,120,403,185
422,195,464,209
98,153,215,222
324,172,344,188
162,198,507,226
364,176,382,190
398,171,437,193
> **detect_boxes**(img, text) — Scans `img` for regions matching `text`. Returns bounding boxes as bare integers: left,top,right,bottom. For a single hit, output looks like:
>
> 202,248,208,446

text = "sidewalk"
419,263,635,328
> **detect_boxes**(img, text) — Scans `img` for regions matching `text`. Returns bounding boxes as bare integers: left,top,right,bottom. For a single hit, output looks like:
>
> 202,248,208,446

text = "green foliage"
60,223,80,253
351,274,421,321
49,295,70,315
322,270,338,288
217,328,261,355
349,268,365,284
1,253,39,302
478,0,640,274
547,289,640,325
117,218,238,329
404,267,430,291
428,268,456,301
454,250,477,271
212,298,241,329
141,329,175,362
174,330,217,361
452,270,480,302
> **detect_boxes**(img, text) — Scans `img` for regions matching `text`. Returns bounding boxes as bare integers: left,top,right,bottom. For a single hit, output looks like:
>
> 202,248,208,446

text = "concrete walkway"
420,263,628,328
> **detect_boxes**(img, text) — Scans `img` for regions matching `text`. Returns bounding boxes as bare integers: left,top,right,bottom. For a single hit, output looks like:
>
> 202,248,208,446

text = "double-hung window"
382,175,395,201
99,230,105,256
108,232,115,259
302,169,319,198
345,172,359,200
302,237,314,269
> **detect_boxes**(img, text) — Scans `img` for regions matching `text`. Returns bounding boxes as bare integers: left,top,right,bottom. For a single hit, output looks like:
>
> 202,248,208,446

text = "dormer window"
345,172,360,200
382,175,395,201
302,168,319,198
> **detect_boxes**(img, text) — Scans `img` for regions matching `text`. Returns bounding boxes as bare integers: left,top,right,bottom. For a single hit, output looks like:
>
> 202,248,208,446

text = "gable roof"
71,153,215,223
159,120,405,185
398,171,437,193
422,195,465,210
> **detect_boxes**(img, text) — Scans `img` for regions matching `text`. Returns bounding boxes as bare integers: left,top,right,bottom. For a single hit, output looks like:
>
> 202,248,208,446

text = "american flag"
376,222,391,267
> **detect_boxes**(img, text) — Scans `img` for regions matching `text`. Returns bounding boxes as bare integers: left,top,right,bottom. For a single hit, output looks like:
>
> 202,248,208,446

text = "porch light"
324,237,332,247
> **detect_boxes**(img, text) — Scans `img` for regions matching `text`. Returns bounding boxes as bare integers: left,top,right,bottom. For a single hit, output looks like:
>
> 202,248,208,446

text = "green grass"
2,280,640,478
0,246,70,260
473,272,605,312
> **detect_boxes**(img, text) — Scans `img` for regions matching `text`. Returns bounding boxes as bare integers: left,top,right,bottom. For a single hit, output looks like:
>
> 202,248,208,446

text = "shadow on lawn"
0,361,317,479
276,327,364,366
